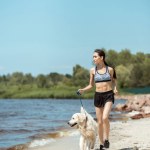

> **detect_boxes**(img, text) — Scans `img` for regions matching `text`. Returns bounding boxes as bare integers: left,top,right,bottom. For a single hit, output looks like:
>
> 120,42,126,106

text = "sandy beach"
28,117,150,150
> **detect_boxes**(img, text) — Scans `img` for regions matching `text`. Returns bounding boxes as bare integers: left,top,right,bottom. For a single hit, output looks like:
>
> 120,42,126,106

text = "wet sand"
28,118,150,150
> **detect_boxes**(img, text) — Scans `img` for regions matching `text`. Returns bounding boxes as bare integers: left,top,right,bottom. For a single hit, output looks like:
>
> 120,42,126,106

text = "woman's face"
93,52,103,65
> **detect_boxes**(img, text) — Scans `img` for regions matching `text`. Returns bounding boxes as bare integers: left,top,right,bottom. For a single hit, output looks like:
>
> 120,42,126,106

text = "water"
0,99,126,149
123,86,150,94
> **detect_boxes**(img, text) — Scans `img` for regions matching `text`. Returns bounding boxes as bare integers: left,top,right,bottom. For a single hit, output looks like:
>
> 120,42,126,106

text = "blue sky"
0,0,150,76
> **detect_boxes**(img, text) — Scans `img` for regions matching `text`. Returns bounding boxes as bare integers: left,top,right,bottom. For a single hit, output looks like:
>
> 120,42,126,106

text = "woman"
78,49,118,150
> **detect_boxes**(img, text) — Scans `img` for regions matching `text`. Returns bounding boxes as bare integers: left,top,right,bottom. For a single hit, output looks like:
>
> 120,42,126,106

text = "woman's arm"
109,67,118,95
112,79,118,95
78,68,94,94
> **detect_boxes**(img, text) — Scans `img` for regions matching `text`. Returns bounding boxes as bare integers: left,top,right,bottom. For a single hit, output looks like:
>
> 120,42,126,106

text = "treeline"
0,65,89,88
0,65,90,98
105,49,150,88
0,49,150,98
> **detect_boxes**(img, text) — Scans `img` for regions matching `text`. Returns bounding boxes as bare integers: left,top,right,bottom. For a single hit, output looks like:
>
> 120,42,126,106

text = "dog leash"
76,90,84,107
76,91,88,123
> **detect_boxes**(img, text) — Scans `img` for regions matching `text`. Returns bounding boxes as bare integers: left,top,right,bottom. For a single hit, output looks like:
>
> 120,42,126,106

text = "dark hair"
94,49,117,79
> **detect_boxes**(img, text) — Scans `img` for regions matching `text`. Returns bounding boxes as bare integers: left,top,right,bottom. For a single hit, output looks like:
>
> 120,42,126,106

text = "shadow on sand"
119,147,139,150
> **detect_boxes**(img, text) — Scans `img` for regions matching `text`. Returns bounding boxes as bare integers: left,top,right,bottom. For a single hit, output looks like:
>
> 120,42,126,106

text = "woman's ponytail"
95,49,117,79
104,60,117,79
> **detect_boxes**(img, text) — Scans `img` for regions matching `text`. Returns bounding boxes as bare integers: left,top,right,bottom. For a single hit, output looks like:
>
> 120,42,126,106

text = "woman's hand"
77,89,84,95
113,89,118,95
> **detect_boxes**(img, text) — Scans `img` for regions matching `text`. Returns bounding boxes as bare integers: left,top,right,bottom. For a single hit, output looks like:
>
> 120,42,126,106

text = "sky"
0,0,150,76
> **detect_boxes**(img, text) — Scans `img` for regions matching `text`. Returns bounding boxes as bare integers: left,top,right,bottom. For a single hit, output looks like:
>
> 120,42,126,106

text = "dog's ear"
80,107,85,113
79,114,86,123
80,107,88,115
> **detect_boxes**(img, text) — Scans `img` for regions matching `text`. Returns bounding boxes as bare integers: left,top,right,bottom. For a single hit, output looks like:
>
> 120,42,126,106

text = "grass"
0,84,149,99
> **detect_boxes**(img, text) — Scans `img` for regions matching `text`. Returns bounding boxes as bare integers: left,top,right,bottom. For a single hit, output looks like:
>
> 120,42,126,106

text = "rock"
127,111,140,117
114,94,150,119
125,102,133,112
145,99,150,106
131,114,143,119
143,113,150,118
141,106,150,114
134,99,146,108
7,143,28,150
131,104,141,111
115,104,127,111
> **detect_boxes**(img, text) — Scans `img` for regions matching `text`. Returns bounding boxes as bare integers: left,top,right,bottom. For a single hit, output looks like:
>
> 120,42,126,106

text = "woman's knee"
97,119,103,126
102,116,109,122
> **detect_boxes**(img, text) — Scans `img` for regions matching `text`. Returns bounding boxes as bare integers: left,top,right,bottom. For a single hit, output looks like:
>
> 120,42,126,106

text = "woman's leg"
95,107,104,145
102,101,113,141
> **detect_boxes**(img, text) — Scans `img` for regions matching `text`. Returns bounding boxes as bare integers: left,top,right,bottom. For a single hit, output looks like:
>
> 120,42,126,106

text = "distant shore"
0,85,149,99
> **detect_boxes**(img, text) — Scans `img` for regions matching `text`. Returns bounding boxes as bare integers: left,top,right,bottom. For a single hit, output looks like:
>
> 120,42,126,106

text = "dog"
68,107,97,150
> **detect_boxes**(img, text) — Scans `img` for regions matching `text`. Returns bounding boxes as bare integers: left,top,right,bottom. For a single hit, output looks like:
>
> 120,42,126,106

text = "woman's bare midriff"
95,81,113,92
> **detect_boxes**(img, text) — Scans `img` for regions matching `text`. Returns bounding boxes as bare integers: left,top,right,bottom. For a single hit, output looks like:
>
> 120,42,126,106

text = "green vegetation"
0,49,150,99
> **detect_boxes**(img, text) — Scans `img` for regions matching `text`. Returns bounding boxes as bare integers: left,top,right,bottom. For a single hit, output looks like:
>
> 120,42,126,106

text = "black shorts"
94,90,114,108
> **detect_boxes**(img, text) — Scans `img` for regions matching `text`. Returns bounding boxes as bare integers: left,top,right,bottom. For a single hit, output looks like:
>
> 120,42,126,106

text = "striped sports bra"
94,66,111,83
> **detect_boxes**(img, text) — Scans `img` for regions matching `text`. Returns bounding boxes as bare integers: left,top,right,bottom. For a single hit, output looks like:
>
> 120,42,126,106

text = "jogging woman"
78,49,118,150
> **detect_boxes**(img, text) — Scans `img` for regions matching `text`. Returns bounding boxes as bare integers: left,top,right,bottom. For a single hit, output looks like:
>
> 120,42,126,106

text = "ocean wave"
29,130,68,139
2,129,80,149
28,129,79,148
0,112,20,118
68,130,80,137
6,143,29,150
0,129,32,135
29,139,55,148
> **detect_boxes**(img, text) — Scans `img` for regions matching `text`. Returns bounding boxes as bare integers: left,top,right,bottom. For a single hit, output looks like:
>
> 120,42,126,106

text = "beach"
1,97,150,150
28,117,150,150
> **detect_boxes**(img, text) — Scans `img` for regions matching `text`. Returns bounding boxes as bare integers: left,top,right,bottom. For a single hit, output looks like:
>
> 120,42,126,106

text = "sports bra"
94,66,111,83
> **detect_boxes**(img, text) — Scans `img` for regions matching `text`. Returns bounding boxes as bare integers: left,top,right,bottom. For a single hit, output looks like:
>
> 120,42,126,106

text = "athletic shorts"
94,90,114,108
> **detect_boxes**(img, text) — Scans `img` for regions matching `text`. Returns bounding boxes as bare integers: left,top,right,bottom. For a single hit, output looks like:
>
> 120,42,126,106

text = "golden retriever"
68,107,97,150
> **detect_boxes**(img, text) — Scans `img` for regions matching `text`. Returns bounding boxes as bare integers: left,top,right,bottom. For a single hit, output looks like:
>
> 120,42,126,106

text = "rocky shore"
115,94,150,119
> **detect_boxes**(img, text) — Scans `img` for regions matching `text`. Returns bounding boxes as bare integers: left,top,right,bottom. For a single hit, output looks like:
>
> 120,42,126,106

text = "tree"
36,74,47,88
116,65,132,88
130,63,143,87
106,49,119,67
9,72,24,85
48,72,64,85
133,52,145,64
140,57,150,86
23,73,34,84
72,65,89,86
118,49,133,66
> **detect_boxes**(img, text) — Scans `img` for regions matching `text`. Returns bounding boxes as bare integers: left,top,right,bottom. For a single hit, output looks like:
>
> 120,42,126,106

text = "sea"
0,99,127,149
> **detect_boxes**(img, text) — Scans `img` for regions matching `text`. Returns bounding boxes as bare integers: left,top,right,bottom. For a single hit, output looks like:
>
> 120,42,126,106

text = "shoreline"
0,93,149,100
27,118,150,150
5,113,130,150
1,94,149,150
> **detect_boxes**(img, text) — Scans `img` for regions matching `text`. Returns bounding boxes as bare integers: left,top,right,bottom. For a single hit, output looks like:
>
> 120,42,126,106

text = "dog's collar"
84,116,88,128
85,116,88,123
